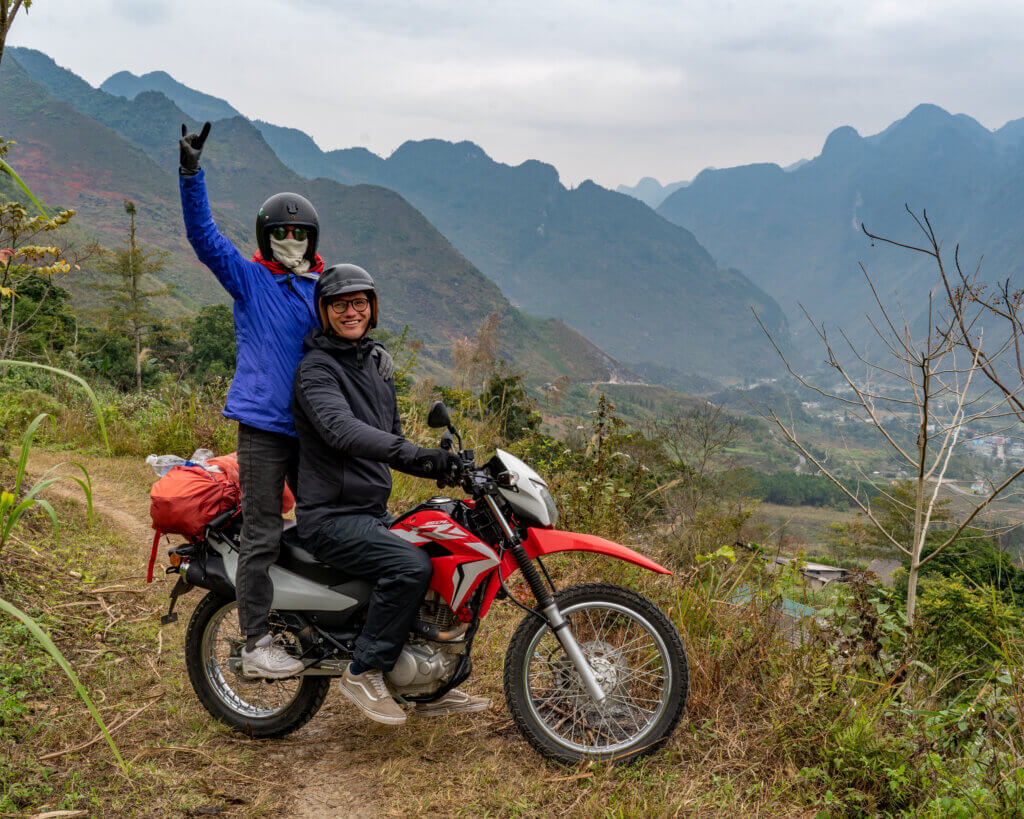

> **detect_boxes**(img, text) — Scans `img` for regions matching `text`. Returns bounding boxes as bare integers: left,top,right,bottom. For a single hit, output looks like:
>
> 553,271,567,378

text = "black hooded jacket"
292,329,425,540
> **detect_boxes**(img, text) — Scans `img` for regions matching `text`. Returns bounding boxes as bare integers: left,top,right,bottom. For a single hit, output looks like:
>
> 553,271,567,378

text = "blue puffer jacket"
180,169,319,436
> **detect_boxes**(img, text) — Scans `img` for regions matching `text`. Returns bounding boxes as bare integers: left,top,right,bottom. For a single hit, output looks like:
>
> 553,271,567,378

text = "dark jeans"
237,422,298,637
308,513,432,672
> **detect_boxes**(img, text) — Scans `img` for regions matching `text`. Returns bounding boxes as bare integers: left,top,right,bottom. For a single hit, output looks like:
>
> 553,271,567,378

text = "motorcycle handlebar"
456,459,500,497
436,450,473,489
433,422,489,495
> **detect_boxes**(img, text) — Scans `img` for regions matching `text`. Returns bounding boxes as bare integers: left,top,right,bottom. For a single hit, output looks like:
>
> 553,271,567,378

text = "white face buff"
269,235,311,274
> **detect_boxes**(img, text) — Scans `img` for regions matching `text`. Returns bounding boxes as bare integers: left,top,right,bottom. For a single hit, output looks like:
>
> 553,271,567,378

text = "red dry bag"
150,463,239,541
147,453,295,581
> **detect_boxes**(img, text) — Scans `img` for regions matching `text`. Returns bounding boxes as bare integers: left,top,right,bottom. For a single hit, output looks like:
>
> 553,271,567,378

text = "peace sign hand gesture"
179,122,211,176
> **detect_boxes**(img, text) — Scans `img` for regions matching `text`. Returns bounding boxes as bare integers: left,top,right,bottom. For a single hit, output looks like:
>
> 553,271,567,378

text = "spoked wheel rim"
521,600,673,756
201,601,303,719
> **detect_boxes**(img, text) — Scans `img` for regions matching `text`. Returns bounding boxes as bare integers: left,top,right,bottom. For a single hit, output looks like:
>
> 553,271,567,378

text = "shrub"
914,573,1022,670
914,530,1024,602
480,371,540,443
0,389,63,443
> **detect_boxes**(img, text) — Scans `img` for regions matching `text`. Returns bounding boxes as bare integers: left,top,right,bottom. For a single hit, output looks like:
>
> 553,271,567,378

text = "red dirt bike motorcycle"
161,402,688,763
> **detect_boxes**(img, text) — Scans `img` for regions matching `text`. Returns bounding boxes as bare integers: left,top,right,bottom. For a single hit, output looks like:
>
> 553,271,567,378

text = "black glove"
412,448,461,486
371,344,395,381
179,121,211,176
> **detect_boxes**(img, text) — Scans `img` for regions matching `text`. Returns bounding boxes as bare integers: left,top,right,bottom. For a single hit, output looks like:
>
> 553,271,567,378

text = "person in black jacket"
292,264,491,725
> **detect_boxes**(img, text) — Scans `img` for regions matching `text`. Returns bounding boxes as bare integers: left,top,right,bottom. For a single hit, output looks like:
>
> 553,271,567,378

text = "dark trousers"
236,422,298,637
309,513,433,672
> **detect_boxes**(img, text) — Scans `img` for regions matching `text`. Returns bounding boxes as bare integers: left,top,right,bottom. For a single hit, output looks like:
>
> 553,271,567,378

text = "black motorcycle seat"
278,525,356,587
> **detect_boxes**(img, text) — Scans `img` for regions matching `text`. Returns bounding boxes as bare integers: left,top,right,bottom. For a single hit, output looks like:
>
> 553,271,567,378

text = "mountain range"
615,177,689,209
100,70,241,122
657,104,1024,345
0,50,624,383
616,158,810,210
8,46,1017,391
246,128,793,384
6,47,798,386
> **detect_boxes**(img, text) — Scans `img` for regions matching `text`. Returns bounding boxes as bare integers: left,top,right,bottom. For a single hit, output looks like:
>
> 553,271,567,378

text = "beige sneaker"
412,688,492,717
339,666,407,725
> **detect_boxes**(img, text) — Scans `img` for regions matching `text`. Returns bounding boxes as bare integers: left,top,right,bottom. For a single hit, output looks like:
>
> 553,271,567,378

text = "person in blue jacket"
178,122,393,679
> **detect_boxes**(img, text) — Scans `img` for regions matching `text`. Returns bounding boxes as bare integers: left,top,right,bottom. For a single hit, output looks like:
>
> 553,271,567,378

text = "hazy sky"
11,0,1024,188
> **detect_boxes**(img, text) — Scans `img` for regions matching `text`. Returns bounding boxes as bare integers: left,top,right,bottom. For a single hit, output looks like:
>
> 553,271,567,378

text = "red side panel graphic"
391,510,500,610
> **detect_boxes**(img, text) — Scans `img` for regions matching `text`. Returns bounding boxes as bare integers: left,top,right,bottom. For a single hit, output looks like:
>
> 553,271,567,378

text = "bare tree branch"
758,208,1022,624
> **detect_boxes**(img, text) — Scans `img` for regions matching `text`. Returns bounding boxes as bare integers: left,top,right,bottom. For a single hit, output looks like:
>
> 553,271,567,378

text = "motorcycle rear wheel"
185,592,329,738
504,582,688,764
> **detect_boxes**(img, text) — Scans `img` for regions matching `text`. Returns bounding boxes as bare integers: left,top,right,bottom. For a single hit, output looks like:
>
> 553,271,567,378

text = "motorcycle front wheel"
504,582,688,764
184,592,329,738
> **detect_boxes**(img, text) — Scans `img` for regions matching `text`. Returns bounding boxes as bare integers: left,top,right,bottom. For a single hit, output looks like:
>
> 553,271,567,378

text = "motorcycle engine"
385,591,467,696
417,589,460,632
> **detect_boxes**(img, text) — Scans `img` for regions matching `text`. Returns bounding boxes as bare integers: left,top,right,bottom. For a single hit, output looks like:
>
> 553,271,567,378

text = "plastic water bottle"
145,454,187,477
146,449,224,477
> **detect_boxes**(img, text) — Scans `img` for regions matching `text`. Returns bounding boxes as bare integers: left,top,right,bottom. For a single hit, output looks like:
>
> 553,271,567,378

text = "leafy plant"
1,412,91,556
480,370,540,443
0,140,46,216
0,595,127,773
186,302,236,379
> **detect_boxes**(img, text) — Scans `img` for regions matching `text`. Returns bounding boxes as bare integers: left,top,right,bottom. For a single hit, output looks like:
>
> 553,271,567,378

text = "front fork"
483,495,608,705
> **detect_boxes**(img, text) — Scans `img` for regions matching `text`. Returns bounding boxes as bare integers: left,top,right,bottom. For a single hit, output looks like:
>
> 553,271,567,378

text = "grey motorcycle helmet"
314,263,378,332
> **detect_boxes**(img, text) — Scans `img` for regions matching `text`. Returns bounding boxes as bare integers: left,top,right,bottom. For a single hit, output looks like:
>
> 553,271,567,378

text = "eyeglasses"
326,297,370,314
270,225,309,241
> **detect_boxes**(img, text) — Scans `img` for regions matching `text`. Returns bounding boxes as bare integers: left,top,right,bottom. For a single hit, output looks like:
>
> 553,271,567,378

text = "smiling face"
325,290,372,341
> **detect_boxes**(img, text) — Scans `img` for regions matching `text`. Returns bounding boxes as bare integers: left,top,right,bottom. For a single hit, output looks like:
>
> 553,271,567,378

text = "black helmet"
256,192,319,264
314,263,378,333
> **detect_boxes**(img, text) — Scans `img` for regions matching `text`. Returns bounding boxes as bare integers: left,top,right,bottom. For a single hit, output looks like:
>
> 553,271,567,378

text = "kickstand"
161,576,192,625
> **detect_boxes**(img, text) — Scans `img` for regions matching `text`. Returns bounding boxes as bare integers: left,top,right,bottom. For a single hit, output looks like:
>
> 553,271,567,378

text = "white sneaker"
241,633,304,679
339,666,407,725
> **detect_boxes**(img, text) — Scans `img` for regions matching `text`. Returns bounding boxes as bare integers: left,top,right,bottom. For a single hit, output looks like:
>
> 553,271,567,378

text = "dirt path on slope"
26,449,382,818
28,450,154,545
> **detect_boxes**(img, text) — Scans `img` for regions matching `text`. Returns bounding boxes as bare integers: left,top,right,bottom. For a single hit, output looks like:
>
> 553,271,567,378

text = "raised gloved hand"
179,121,211,176
371,344,395,381
412,448,462,486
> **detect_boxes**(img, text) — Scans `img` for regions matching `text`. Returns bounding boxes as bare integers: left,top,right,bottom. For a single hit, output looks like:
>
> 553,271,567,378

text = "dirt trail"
28,450,154,546
26,450,381,818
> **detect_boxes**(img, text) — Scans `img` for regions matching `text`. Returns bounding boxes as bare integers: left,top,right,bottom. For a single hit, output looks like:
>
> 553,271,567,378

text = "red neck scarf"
252,250,325,277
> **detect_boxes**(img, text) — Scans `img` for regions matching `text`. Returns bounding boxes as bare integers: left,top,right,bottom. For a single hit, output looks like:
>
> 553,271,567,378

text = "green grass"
0,465,275,815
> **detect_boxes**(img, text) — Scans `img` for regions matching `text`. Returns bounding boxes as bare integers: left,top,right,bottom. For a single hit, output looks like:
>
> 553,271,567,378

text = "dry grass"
1,465,821,817
0,466,280,816
1,413,842,818
750,503,861,553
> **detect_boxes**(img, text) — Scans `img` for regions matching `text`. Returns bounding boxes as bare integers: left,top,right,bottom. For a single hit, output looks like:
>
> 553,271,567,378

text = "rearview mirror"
427,401,451,429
